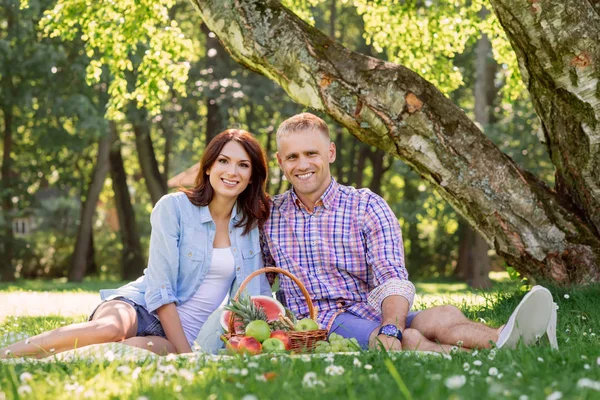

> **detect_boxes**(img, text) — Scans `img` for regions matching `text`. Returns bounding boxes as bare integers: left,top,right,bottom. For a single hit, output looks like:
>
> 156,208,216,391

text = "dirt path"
0,292,100,322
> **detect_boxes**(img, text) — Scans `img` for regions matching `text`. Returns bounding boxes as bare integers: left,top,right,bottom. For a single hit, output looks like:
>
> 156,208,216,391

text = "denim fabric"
99,192,271,316
89,296,167,338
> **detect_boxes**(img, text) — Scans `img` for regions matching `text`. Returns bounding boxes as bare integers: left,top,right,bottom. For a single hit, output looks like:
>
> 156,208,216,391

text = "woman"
1,129,271,358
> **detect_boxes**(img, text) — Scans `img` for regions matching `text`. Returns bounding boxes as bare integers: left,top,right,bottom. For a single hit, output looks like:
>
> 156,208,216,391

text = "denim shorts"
329,310,420,349
88,296,167,338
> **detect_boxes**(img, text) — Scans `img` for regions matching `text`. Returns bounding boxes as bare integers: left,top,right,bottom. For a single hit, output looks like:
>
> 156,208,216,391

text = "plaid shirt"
261,179,415,329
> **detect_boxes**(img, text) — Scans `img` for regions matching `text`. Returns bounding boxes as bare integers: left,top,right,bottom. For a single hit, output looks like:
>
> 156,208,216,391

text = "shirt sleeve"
363,194,416,312
144,195,181,313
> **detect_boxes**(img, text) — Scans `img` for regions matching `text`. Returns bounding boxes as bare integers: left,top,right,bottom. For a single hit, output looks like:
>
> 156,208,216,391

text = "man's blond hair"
276,113,330,147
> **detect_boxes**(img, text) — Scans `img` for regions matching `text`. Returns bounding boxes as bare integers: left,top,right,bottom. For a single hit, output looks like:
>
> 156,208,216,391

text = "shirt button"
229,230,233,234
233,248,237,253
249,250,253,255
161,285,165,289
237,267,241,271
188,252,192,257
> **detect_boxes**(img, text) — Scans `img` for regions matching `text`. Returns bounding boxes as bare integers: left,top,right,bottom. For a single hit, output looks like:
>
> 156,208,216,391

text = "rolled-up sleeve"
144,195,181,313
363,195,415,312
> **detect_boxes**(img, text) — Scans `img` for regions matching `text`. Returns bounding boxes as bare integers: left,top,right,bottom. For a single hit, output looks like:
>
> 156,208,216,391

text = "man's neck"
294,177,332,213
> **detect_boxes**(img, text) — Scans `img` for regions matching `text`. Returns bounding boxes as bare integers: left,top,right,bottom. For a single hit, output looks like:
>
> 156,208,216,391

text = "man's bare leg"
369,328,460,353
410,305,499,349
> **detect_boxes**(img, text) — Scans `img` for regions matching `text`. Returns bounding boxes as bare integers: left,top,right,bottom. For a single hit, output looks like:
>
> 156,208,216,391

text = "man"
261,112,558,352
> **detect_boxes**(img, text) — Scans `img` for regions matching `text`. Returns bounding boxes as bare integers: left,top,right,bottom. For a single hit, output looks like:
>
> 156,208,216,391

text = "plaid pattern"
261,179,415,329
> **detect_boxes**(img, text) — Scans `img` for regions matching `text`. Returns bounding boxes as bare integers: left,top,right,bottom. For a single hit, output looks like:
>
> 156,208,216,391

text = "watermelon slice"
220,295,286,333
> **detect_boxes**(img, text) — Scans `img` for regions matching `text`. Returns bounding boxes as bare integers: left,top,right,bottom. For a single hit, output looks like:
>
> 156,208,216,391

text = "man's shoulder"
270,191,292,209
336,184,384,205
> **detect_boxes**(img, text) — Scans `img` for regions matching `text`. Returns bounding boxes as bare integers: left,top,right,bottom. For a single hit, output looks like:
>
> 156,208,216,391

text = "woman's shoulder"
153,191,206,220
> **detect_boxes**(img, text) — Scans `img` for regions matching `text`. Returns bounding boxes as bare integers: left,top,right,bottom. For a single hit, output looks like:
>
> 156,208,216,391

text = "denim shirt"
100,192,271,352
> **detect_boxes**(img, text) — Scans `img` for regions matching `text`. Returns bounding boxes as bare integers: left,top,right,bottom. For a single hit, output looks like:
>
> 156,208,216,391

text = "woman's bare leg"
121,336,177,355
0,300,138,359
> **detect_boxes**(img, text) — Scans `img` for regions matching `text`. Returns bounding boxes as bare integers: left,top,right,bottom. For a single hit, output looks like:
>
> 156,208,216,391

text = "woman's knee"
90,318,131,342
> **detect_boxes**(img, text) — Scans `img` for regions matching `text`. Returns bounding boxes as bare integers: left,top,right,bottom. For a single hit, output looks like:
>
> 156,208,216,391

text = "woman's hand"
156,303,193,354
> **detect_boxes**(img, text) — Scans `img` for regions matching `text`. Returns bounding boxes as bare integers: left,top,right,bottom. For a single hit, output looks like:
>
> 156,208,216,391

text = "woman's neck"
208,195,236,221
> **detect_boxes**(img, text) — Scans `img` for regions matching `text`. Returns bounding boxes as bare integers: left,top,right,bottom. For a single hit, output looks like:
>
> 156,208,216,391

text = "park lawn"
1,280,599,399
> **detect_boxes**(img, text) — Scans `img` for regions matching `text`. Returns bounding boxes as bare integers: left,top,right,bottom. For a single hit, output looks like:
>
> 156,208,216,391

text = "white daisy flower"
489,367,499,376
546,391,562,400
444,375,466,390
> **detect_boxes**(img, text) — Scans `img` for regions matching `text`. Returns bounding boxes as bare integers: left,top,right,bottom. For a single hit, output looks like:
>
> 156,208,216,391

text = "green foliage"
40,0,193,119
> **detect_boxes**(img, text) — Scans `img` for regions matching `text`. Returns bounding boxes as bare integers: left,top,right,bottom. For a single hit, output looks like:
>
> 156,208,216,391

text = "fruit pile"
313,332,361,353
221,295,321,355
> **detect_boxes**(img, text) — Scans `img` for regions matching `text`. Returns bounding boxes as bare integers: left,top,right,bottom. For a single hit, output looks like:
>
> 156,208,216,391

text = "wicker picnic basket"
223,267,328,352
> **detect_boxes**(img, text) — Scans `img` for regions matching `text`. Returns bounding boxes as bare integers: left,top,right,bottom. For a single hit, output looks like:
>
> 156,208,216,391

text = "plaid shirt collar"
285,178,339,215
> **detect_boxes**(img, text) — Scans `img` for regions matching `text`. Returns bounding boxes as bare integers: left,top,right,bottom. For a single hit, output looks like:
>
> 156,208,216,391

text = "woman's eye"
240,163,250,168
218,159,227,163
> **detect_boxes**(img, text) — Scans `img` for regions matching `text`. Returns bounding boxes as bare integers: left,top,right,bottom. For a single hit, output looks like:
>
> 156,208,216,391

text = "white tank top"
177,247,236,346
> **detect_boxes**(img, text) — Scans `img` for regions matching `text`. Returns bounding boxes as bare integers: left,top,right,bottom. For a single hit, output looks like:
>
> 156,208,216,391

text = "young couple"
1,113,558,359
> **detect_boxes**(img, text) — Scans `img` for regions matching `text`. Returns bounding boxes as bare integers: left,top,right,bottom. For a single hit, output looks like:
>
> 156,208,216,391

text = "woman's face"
207,141,252,201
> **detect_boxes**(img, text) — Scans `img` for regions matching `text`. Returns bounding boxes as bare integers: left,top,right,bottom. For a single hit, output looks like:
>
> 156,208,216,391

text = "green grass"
0,278,126,293
1,280,600,399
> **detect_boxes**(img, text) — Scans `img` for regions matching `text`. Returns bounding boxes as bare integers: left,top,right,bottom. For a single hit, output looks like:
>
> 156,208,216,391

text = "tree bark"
455,25,493,289
368,148,391,195
109,122,146,280
131,113,168,205
202,24,228,145
0,106,15,281
489,0,600,237
69,130,112,282
191,0,600,284
160,117,174,183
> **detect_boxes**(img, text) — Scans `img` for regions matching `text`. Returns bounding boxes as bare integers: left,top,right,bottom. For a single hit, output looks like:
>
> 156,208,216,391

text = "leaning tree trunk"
489,0,600,239
1,105,15,281
191,0,600,284
69,130,112,282
109,122,146,280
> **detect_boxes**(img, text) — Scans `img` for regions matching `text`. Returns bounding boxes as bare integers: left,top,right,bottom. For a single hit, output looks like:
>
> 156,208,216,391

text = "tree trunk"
160,117,174,183
69,130,112,282
109,122,145,280
202,24,228,145
191,0,600,284
0,106,15,281
131,112,168,205
404,171,423,277
455,24,493,289
85,229,98,276
489,0,600,237
368,149,391,195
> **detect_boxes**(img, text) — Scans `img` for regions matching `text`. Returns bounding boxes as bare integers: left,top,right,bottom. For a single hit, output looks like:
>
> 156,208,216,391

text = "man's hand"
374,334,403,351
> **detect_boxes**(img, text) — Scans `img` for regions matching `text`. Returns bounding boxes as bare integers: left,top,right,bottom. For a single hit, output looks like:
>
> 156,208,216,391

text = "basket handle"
228,267,316,333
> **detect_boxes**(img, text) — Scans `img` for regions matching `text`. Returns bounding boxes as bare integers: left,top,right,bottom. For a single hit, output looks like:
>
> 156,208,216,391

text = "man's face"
276,129,336,204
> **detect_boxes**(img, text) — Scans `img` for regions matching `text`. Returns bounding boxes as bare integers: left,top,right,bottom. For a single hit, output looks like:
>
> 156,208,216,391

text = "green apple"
294,318,320,332
245,320,271,343
262,337,286,352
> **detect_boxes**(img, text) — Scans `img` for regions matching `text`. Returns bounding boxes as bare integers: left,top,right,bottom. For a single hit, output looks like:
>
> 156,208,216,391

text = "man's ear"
276,152,283,168
329,142,336,163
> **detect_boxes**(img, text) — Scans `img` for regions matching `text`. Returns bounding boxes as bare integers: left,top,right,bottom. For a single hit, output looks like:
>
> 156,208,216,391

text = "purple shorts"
329,311,420,349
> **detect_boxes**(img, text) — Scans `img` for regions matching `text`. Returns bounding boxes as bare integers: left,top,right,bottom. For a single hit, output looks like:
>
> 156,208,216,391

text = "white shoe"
496,285,555,349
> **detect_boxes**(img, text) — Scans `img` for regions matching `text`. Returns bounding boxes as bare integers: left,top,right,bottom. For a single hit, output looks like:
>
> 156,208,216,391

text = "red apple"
238,336,262,355
270,330,292,350
225,336,243,354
